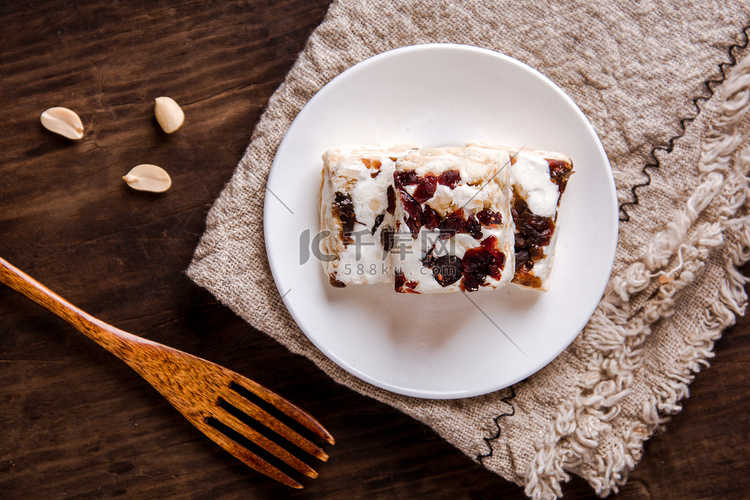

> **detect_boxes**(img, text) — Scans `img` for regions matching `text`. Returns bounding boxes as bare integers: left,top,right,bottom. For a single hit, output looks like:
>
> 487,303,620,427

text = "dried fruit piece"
154,96,184,133
333,191,357,245
122,164,172,193
476,208,502,226
421,205,440,229
393,170,418,188
40,107,84,140
466,214,482,239
412,173,438,202
438,208,466,239
462,247,499,291
437,169,461,188
427,255,463,287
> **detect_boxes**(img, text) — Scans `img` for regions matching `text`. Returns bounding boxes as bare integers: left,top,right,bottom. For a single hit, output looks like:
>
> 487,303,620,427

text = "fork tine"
222,389,329,462
214,405,319,479
232,378,335,445
200,422,304,489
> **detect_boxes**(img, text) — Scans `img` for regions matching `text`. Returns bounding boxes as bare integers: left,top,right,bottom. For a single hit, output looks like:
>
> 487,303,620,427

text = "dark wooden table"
1,2,748,499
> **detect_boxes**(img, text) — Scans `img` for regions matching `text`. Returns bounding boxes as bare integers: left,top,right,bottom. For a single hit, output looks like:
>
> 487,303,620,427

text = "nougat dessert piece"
391,147,516,293
319,146,413,286
469,143,574,291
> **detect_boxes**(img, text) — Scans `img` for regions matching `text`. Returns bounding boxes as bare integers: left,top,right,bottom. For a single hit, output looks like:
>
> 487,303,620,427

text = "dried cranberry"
404,216,421,239
394,170,418,188
404,280,419,290
481,235,497,249
333,192,357,245
412,173,438,202
462,274,481,292
510,193,527,219
481,236,506,279
520,214,554,246
429,255,463,287
394,269,419,293
461,246,503,291
515,248,530,267
437,170,461,188
438,209,466,239
371,213,384,235
481,235,504,261
548,159,573,194
512,195,555,247
394,269,407,292
421,205,440,229
399,189,422,221
386,185,396,215
511,190,554,282
489,262,504,280
462,247,493,275
476,208,502,226
399,189,422,238
480,236,503,263
381,226,395,252
466,214,483,239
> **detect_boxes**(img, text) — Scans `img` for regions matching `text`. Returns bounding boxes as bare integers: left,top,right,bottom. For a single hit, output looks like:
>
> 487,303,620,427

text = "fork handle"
0,257,152,360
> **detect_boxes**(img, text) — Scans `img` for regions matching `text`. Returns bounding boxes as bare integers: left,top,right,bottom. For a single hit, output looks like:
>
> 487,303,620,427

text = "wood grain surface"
1,1,748,499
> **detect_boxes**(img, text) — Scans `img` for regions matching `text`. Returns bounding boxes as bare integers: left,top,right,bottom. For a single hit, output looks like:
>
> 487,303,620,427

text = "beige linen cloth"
187,1,750,498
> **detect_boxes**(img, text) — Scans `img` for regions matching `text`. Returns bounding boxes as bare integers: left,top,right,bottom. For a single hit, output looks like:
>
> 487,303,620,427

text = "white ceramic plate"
264,44,618,399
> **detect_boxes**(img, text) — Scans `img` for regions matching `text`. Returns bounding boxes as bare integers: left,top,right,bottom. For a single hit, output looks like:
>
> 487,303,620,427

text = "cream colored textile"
187,1,750,497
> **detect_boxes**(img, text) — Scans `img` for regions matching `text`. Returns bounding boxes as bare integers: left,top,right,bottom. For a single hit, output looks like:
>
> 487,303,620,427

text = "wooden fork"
0,257,334,489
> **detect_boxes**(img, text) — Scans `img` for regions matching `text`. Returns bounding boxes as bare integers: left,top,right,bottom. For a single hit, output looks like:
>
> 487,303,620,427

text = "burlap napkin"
187,1,750,497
